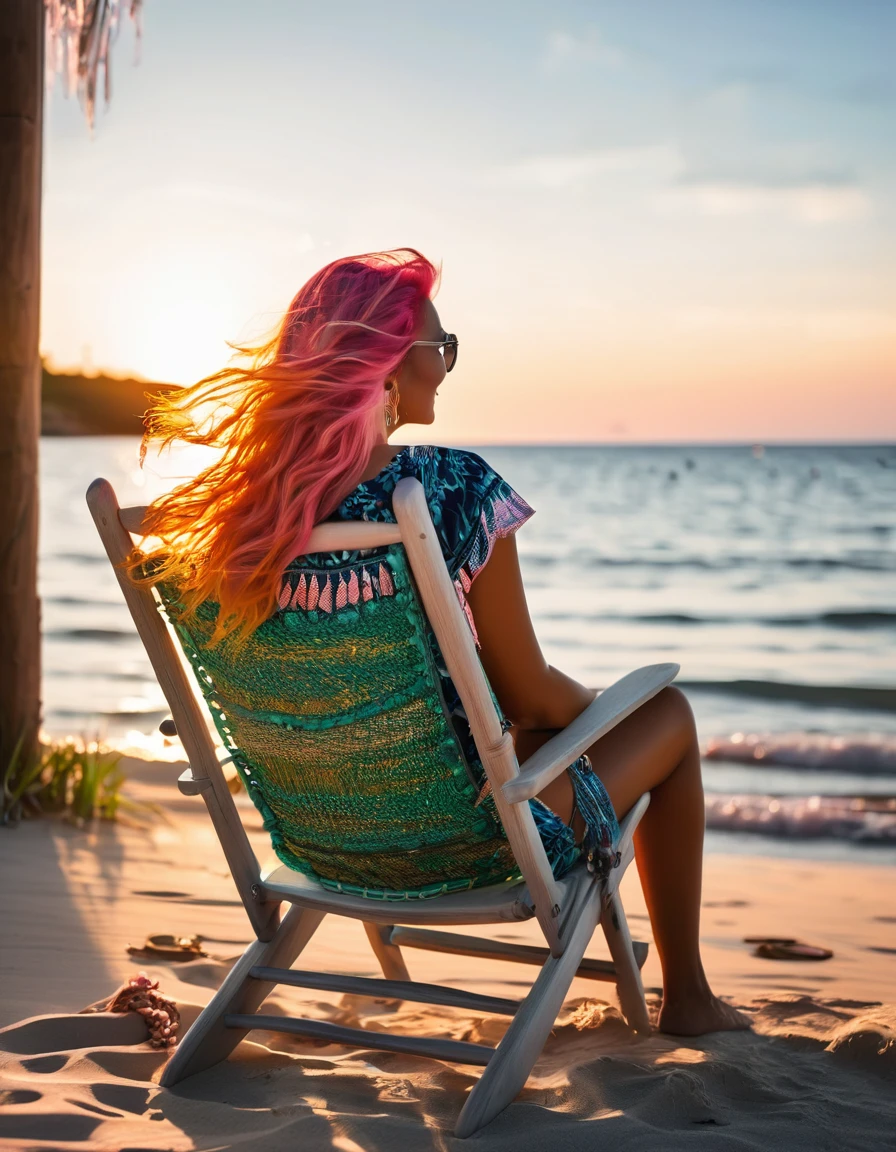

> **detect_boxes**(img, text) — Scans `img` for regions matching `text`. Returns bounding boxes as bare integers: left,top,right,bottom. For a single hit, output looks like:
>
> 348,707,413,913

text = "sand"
1,754,894,1149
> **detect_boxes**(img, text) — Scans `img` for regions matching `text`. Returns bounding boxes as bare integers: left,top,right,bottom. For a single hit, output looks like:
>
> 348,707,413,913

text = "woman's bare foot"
658,993,753,1036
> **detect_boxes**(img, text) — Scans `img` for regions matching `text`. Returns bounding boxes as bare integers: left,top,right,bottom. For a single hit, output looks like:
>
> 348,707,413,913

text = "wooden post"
0,0,43,773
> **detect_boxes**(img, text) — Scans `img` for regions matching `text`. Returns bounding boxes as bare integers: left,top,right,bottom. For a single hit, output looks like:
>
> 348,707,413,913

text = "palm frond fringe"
45,0,143,127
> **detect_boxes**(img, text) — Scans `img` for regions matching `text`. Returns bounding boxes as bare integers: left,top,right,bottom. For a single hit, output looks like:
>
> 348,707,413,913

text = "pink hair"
134,248,439,643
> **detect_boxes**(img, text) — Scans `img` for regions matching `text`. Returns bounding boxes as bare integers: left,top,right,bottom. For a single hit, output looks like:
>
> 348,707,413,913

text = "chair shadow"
0,816,126,1025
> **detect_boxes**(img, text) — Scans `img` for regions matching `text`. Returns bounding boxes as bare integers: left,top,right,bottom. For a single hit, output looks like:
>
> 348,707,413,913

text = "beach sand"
1,755,893,1149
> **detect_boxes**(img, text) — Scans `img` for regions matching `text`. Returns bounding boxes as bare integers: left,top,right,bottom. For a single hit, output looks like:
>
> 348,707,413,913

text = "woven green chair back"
159,546,518,901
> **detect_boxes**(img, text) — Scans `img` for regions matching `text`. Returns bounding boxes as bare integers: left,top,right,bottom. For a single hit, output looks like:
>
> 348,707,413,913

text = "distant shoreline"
42,367,175,436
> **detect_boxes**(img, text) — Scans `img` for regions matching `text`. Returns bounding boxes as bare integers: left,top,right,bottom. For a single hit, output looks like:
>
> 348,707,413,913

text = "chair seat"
260,858,594,926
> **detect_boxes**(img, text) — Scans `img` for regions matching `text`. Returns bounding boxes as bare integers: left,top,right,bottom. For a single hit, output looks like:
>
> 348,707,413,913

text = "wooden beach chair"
87,475,678,1137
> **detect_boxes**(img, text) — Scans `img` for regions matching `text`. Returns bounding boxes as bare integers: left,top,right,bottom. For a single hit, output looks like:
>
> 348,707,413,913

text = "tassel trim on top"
277,561,395,614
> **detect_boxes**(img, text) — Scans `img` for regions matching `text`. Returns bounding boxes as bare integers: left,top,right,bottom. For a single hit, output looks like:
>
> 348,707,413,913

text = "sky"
41,0,896,443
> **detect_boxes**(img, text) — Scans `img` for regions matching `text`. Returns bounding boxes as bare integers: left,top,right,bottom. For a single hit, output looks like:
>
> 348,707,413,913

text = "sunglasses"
411,333,458,372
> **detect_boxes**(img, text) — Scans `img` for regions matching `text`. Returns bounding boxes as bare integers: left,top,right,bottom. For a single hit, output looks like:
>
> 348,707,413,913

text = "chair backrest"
87,476,563,949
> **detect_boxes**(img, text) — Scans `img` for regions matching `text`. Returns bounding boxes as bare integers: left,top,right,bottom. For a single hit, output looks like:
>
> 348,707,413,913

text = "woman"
140,248,750,1037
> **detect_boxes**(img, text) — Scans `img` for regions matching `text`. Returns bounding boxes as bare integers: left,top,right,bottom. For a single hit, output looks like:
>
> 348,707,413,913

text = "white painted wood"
453,873,603,1137
503,665,680,804
224,1013,493,1066
482,733,567,955
604,794,649,901
249,965,520,1016
87,479,279,941
261,854,614,929
160,904,325,1086
261,861,535,924
617,793,650,859
392,478,564,954
363,921,411,981
601,892,651,1033
391,924,648,978
117,505,149,534
119,503,401,552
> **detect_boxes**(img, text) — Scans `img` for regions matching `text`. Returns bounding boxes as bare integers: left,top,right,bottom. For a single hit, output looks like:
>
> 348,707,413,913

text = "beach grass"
1,737,143,825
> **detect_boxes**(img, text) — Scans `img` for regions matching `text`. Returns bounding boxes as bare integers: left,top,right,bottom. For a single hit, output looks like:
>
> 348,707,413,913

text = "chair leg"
363,922,411,982
161,904,325,1086
600,891,650,1033
454,884,602,1139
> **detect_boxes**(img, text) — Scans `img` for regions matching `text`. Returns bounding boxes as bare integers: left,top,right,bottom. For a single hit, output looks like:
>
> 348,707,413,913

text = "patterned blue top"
290,445,618,881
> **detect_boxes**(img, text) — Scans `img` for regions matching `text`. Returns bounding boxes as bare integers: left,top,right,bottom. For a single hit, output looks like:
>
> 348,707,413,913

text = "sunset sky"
42,0,895,443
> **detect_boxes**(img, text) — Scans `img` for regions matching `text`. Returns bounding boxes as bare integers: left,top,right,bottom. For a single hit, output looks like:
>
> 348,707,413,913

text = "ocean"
40,438,896,862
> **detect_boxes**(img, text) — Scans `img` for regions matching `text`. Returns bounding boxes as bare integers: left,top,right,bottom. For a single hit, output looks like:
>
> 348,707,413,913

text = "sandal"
745,937,833,961
126,934,207,962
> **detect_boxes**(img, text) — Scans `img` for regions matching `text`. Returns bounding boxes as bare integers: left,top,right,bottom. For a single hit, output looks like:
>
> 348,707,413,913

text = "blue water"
40,438,896,860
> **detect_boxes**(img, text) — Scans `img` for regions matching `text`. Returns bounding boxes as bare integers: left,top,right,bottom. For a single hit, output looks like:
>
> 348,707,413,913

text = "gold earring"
385,383,400,429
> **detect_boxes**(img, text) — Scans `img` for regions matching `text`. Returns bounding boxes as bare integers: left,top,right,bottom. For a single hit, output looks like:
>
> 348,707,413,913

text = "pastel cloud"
541,28,627,72
655,180,870,224
483,144,681,189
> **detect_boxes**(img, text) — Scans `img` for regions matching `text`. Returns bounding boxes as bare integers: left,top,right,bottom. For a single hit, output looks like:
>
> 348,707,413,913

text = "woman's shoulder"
398,445,505,495
402,447,534,580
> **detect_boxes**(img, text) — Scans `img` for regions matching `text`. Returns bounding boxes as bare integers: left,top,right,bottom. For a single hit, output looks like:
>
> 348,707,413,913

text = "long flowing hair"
133,248,439,644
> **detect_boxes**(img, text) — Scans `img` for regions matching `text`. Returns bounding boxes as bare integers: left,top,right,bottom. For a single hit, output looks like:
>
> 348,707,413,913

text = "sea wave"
44,628,136,642
526,553,896,573
45,595,123,607
705,792,896,843
542,609,896,629
49,706,169,722
52,552,110,566
680,679,896,712
704,732,896,774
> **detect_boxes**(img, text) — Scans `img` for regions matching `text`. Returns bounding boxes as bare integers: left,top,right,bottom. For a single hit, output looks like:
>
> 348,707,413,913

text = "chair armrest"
502,663,679,804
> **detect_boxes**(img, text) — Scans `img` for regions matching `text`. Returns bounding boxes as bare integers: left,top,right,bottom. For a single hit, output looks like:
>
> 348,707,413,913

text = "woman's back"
160,447,580,898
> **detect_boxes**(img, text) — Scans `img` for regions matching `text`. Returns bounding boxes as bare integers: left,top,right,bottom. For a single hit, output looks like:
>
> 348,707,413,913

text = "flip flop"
743,936,798,946
126,934,207,962
753,941,833,961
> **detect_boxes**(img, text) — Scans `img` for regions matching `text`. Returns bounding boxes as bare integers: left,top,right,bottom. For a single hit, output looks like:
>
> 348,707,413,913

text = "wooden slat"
601,893,651,1033
249,965,520,1016
390,926,648,978
503,664,680,804
119,503,402,553
603,793,650,900
454,872,605,1136
161,905,325,1087
261,861,533,925
117,505,149,534
392,478,564,955
87,479,279,941
363,921,411,980
224,1013,493,1067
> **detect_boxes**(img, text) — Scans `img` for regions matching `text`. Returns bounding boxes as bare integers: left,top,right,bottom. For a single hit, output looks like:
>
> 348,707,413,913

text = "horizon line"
46,433,896,449
429,439,896,449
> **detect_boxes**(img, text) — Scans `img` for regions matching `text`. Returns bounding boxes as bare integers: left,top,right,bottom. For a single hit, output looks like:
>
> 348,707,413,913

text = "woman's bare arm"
465,523,751,1036
465,534,596,731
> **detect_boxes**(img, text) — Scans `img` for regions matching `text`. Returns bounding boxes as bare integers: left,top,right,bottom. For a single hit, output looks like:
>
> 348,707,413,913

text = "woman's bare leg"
521,686,751,1035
